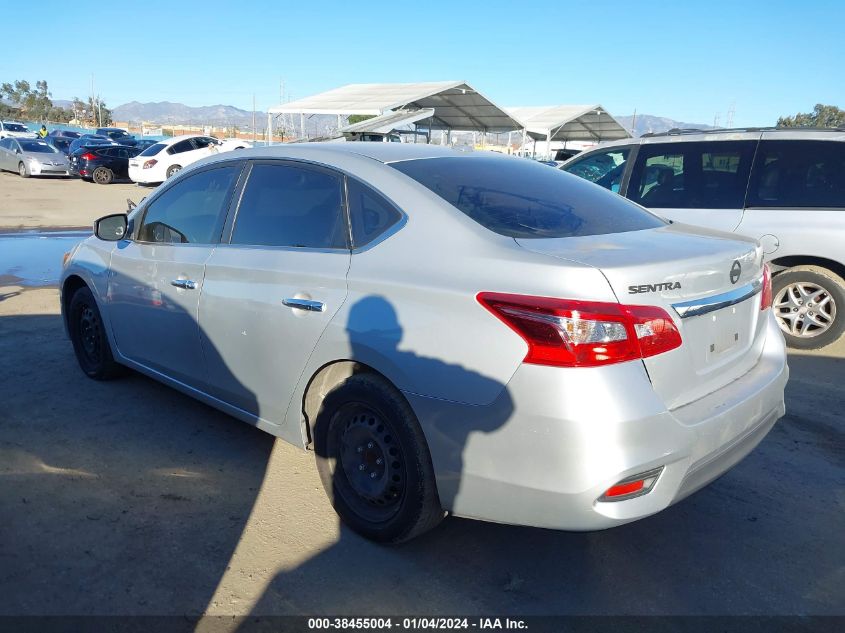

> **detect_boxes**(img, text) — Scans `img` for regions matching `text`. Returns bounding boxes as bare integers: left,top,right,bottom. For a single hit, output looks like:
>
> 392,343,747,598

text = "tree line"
1,79,112,126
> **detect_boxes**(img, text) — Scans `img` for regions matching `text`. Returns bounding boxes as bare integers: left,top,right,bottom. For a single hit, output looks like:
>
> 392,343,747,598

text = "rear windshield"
3,123,27,132
139,143,166,157
20,140,57,153
391,155,665,239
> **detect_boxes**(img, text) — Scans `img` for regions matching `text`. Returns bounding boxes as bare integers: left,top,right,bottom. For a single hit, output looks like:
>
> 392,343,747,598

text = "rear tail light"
477,292,682,367
599,467,663,502
80,152,96,161
760,263,772,311
143,159,157,169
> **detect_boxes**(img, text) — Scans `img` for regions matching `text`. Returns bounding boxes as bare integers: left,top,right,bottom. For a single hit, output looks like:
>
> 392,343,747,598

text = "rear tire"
772,266,845,350
312,373,443,543
68,286,122,380
166,164,181,178
18,162,29,178
93,166,114,185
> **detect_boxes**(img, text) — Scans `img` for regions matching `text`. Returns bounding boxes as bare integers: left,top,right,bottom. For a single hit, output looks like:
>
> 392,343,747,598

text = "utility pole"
726,101,736,128
252,93,256,143
631,108,637,136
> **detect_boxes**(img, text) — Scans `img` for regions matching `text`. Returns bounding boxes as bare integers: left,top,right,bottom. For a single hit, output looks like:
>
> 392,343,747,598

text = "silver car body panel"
62,143,788,531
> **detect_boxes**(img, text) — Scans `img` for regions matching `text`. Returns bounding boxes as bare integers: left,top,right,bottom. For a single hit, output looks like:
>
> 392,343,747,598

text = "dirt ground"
0,171,151,230
0,177,843,624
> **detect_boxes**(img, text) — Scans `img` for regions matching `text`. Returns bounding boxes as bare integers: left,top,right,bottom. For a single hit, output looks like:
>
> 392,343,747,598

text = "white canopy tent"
338,108,435,136
267,81,523,143
506,105,631,158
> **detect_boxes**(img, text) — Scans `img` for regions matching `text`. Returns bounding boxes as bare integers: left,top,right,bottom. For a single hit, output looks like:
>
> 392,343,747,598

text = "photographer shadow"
227,295,515,627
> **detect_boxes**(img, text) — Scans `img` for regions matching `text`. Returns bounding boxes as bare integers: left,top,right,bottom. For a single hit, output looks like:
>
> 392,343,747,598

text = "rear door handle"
170,279,197,290
283,298,325,312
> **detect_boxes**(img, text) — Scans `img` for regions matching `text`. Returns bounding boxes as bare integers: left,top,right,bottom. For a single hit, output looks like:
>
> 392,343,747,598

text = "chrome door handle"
170,279,197,290
283,298,325,312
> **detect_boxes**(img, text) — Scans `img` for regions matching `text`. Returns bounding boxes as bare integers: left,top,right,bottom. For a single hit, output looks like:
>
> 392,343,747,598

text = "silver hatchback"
0,137,70,177
61,143,788,542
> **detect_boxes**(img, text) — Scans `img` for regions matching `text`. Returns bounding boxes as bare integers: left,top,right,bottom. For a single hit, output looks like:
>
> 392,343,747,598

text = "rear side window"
748,140,845,208
391,155,664,239
347,179,402,247
562,148,630,192
628,141,755,209
168,139,194,155
230,163,347,249
139,143,165,157
138,165,241,244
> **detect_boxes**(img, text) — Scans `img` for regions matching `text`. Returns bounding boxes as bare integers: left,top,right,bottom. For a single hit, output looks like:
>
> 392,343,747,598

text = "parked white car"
128,135,249,184
0,121,38,139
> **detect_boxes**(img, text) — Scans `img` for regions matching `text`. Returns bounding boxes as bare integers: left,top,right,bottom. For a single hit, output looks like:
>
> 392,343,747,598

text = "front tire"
93,166,114,185
166,164,181,178
68,287,122,380
313,373,443,543
772,266,845,349
18,162,29,178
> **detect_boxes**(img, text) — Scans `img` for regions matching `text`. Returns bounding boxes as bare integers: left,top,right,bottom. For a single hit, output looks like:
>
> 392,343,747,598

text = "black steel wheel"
68,286,122,380
313,373,443,543
93,166,114,185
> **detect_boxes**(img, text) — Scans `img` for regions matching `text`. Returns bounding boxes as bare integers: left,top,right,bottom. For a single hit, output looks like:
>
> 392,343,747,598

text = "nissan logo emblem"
730,260,742,284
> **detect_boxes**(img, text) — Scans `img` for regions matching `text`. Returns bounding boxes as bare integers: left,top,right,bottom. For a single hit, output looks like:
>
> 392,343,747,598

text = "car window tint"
347,178,402,247
392,155,665,239
138,165,240,244
562,148,630,192
168,140,194,155
139,143,165,157
192,137,211,149
0,139,10,149
748,140,845,208
231,163,346,249
629,141,755,208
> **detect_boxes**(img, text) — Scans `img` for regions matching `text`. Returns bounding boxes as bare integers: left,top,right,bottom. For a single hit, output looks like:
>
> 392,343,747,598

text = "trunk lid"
516,223,768,410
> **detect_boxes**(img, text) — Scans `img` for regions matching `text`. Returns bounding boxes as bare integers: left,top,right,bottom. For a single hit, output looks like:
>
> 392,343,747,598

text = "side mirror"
94,213,128,241
15,149,21,154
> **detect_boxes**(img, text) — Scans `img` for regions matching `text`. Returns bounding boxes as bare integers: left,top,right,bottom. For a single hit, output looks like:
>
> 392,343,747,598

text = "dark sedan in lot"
70,144,142,184
45,135,76,155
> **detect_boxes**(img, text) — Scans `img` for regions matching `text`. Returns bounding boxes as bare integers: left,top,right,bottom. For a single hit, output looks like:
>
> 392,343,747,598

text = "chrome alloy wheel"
773,282,836,338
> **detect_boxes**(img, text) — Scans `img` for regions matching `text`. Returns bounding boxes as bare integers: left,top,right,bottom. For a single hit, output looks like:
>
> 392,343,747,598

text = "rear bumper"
406,312,788,531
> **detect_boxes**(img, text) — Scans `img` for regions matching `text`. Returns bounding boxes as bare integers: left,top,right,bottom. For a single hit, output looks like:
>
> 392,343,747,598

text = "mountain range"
101,101,713,137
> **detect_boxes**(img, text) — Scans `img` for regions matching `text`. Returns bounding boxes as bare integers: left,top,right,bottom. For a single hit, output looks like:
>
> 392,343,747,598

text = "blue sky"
4,0,841,126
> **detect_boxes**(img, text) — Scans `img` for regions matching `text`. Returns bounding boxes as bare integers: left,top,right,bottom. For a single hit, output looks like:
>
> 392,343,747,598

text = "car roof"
591,127,845,150
220,141,465,164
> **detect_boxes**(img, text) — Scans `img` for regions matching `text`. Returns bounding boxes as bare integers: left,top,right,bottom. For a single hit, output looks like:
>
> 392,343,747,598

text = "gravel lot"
0,180,842,622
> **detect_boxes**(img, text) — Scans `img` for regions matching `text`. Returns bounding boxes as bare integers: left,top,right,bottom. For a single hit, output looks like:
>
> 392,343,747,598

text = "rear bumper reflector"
599,467,664,502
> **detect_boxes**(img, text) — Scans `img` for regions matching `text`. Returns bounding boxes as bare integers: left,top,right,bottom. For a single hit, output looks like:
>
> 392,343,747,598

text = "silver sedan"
60,143,788,542
0,137,70,177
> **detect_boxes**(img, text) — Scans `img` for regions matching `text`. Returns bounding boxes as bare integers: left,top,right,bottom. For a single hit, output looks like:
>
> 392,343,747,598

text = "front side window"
231,163,346,249
748,140,845,208
628,141,755,208
0,139,11,149
137,165,241,244
561,148,630,192
347,179,402,247
392,155,665,239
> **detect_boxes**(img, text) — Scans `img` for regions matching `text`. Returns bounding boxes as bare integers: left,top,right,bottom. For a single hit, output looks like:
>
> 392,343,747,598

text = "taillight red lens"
80,152,96,161
760,263,772,311
477,293,682,368
143,159,157,169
